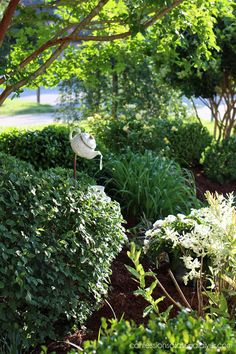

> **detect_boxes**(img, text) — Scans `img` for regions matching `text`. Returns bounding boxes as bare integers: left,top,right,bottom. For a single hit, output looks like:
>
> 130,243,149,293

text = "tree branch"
0,0,20,47
0,0,110,104
190,97,203,126
0,0,185,104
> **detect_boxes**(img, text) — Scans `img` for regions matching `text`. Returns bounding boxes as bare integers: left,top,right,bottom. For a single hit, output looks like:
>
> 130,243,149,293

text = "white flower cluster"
145,192,236,285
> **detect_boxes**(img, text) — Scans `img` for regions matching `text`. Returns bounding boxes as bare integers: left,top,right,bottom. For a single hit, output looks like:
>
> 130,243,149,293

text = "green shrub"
0,126,70,168
167,122,212,167
103,151,200,223
83,311,236,353
85,114,172,154
0,125,101,176
85,115,211,167
0,153,126,346
202,137,236,183
145,193,236,319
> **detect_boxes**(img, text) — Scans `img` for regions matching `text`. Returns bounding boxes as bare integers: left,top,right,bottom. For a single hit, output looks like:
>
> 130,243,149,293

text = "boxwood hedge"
0,153,126,346
85,115,212,167
83,310,236,353
0,125,101,175
202,137,236,183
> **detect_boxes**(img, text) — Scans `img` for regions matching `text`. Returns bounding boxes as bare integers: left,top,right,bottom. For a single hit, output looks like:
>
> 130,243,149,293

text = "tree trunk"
112,71,118,119
205,75,236,141
111,59,119,119
37,87,40,104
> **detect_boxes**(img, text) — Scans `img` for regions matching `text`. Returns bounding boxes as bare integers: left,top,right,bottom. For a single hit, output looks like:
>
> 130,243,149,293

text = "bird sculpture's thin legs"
74,154,77,179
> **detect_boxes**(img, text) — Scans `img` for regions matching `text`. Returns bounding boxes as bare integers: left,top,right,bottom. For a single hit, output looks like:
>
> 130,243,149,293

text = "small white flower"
153,219,164,229
163,227,179,247
166,215,177,223
177,213,186,221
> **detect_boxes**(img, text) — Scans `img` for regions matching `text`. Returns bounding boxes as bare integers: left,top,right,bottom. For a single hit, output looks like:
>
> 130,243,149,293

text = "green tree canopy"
0,0,186,105
150,0,235,139
56,37,187,121
0,0,227,106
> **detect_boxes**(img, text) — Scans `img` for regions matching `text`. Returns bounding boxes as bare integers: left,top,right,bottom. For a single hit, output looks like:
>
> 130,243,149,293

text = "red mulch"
46,247,197,354
193,167,236,200
41,169,236,353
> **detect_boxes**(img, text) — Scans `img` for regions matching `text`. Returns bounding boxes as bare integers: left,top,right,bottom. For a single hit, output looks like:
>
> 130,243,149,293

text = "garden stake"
74,154,77,179
168,269,192,310
197,256,204,316
157,252,192,310
156,278,183,310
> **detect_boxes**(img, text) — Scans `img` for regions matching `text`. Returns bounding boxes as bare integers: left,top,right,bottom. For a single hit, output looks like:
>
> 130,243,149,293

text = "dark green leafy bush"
0,125,101,175
83,311,236,353
85,115,211,167
168,122,212,167
0,153,126,346
103,151,200,223
202,137,236,183
0,126,71,168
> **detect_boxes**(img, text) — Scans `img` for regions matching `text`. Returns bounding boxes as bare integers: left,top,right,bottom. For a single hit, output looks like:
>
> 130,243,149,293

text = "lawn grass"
0,99,55,116
0,124,62,133
201,118,214,136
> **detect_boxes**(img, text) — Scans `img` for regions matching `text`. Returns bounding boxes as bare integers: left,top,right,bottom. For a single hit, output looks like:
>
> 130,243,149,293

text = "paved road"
0,107,213,128
0,101,225,128
0,113,55,127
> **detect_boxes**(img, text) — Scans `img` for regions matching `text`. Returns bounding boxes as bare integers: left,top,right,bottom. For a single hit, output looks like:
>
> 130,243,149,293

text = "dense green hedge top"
85,115,212,167
0,125,101,175
0,119,212,173
83,310,236,353
0,153,126,346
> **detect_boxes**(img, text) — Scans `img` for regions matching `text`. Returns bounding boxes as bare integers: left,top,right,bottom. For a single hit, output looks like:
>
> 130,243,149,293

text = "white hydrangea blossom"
163,227,180,248
145,192,236,284
153,219,165,229
182,256,201,285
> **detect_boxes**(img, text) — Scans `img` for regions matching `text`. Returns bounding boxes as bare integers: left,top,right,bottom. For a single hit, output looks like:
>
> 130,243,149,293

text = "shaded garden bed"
193,167,236,200
40,170,236,353
46,247,198,353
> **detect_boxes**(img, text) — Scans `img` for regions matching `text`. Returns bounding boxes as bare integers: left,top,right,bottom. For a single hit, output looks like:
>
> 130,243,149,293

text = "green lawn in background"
0,99,55,116
187,114,214,136
0,124,63,133
201,119,214,136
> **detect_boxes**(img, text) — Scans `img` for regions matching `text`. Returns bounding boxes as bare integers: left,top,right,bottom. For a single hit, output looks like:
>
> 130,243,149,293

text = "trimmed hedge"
0,120,211,171
83,310,236,353
0,153,126,346
0,125,101,175
202,137,236,183
85,115,212,167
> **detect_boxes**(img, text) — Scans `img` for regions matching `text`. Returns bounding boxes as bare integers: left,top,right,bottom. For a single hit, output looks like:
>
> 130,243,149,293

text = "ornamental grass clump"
104,151,200,223
145,192,236,318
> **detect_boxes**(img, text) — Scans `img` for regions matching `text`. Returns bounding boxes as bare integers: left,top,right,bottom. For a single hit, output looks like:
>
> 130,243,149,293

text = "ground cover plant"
103,150,201,223
0,153,126,347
